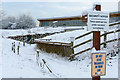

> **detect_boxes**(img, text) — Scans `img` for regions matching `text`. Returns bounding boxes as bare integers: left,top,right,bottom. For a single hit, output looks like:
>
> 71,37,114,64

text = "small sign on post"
91,52,106,77
88,11,109,31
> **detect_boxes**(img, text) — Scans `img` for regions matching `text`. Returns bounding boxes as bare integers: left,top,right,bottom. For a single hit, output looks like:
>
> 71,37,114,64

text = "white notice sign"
88,11,109,31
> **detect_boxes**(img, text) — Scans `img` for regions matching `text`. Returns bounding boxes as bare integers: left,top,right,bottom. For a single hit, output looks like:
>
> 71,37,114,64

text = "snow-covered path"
2,38,53,78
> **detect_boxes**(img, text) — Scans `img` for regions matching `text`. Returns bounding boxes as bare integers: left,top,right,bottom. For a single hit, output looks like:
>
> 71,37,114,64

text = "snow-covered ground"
1,38,118,78
1,26,119,78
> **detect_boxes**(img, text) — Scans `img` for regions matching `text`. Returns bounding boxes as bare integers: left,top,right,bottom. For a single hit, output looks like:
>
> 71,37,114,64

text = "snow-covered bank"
1,26,118,78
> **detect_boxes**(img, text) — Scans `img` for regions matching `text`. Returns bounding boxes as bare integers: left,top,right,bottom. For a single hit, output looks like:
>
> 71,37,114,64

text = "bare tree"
16,14,36,29
1,13,36,29
2,16,16,29
0,10,6,28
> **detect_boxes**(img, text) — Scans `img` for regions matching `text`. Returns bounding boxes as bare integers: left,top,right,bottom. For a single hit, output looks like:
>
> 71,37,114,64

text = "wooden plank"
75,31,92,40
101,29,120,37
109,22,120,26
72,39,92,49
70,47,93,59
101,38,120,45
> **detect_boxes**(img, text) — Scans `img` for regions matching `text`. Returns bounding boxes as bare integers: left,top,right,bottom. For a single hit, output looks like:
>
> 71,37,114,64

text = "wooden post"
30,41,31,45
36,50,39,66
23,41,25,46
42,59,52,73
17,45,19,55
92,3,101,80
71,41,74,54
69,37,75,61
70,37,75,54
104,31,107,48
93,31,100,50
12,43,14,51
37,50,39,56
13,42,15,53
92,31,100,80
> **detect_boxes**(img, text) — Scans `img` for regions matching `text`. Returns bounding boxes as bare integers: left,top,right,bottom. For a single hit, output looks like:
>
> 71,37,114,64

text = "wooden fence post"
12,43,14,51
23,41,25,46
70,37,75,54
17,45,19,55
42,59,52,73
71,41,74,54
36,50,39,66
104,31,107,48
69,37,75,61
13,42,15,53
30,41,31,45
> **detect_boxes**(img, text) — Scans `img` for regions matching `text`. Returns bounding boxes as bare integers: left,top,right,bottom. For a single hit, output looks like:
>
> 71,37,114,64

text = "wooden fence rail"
101,38,120,45
101,29,120,37
72,39,92,49
109,21,120,26
69,38,120,60
69,47,93,60
75,31,92,40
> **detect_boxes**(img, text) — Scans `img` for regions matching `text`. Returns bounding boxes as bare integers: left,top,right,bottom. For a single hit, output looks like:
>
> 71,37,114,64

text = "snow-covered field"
1,26,119,78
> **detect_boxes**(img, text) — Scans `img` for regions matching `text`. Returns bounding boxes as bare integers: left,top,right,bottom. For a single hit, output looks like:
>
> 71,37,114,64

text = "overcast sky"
2,0,119,25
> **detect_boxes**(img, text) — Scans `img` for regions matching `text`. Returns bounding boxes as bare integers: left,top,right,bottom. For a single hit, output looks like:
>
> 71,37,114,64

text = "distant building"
38,12,120,27
37,16,87,27
110,11,120,23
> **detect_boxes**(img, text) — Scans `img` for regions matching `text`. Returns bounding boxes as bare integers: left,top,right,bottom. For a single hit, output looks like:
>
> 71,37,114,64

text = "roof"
37,15,86,21
37,11,120,22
